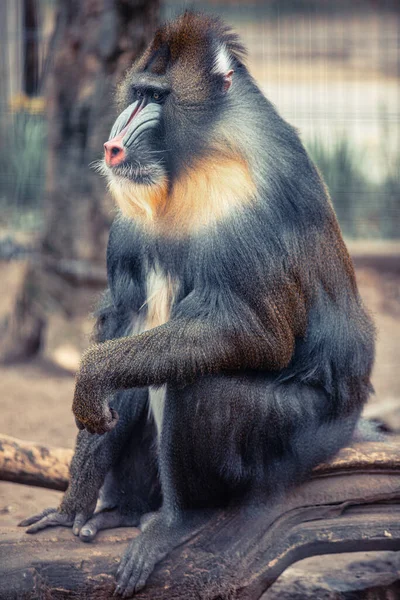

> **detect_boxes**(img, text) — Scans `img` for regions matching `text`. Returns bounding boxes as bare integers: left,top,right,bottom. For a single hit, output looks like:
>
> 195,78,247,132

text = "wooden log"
1,432,400,488
2,433,400,492
0,434,72,491
1,438,400,599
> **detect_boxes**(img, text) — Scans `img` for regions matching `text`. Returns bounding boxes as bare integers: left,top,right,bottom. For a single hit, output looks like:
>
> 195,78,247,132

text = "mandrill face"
98,12,256,233
103,88,167,185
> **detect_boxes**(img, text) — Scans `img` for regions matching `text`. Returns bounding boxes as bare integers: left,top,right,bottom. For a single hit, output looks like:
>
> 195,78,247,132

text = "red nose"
104,137,126,167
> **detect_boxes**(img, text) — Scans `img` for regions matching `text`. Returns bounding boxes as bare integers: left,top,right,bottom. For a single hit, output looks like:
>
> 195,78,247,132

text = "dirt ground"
0,261,399,528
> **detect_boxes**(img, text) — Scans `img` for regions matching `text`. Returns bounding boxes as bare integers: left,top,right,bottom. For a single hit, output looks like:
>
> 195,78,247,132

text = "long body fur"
22,13,375,597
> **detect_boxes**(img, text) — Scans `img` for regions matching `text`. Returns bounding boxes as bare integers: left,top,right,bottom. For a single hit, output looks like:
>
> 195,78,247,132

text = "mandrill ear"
213,44,234,93
222,69,234,93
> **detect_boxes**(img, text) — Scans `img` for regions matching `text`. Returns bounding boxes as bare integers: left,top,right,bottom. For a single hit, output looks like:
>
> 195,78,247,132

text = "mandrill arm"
72,293,298,435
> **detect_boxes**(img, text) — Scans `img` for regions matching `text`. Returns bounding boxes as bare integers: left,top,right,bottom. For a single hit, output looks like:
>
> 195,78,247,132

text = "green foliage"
306,136,400,239
0,109,47,230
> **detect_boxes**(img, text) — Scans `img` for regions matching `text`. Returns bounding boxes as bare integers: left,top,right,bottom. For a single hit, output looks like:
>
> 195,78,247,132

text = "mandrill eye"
152,91,164,103
137,90,144,98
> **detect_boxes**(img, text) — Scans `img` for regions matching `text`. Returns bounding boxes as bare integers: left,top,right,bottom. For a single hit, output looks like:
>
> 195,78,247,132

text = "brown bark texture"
0,0,160,363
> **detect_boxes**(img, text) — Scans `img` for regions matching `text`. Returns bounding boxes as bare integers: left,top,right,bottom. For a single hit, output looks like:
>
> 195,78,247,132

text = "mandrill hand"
72,344,119,435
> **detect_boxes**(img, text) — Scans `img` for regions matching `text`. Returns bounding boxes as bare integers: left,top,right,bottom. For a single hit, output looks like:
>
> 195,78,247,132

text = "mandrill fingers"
19,508,76,533
114,511,209,597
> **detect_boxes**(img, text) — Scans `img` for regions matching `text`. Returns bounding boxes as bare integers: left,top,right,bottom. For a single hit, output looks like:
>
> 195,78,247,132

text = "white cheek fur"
212,44,232,76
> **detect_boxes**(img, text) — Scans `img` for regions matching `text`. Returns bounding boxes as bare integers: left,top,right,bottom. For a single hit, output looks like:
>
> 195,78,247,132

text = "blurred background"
0,0,399,592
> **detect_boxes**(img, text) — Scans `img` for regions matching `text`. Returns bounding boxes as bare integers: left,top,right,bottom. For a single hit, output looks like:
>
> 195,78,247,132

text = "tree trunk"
0,0,160,363
23,0,39,96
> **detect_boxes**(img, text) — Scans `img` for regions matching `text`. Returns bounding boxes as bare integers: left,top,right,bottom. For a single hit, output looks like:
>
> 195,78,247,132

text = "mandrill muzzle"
104,100,162,168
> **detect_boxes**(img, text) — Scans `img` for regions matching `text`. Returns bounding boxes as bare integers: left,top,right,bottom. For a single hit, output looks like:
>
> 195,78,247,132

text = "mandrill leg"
78,508,142,543
115,510,209,597
114,373,360,596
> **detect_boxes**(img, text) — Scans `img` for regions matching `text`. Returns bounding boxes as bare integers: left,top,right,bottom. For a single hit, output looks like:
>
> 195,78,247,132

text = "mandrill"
20,12,375,597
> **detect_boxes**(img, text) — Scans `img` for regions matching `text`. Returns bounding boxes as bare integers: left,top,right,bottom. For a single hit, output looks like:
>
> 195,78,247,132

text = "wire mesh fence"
0,0,399,239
